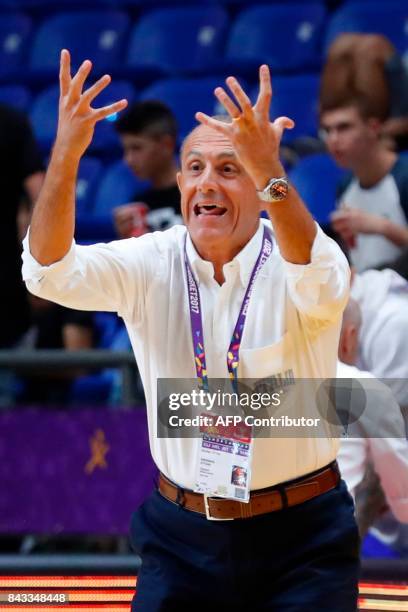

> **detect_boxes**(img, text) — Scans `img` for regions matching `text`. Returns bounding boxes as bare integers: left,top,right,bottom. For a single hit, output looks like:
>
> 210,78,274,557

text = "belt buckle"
204,494,234,521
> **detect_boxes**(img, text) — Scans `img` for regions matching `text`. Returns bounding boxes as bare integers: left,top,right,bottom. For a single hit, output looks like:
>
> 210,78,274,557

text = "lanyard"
184,226,273,392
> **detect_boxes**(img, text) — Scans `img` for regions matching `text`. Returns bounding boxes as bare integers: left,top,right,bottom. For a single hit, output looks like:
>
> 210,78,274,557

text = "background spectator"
18,297,94,405
337,298,408,536
321,34,408,152
113,101,181,239
0,104,44,349
320,93,408,273
324,225,408,415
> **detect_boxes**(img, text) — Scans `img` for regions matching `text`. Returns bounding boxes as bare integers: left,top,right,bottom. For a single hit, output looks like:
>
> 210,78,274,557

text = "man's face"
120,132,172,181
177,124,261,254
320,106,378,169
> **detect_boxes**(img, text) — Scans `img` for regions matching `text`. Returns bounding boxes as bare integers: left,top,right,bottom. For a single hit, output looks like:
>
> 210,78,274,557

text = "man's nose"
326,128,340,146
197,166,218,193
125,151,136,166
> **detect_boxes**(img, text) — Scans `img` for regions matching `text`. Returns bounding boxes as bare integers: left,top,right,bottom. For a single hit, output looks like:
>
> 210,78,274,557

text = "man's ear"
163,133,177,151
367,117,382,138
339,324,353,363
176,171,182,193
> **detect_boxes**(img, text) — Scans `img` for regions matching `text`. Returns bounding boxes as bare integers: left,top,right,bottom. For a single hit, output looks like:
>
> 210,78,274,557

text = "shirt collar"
185,220,269,286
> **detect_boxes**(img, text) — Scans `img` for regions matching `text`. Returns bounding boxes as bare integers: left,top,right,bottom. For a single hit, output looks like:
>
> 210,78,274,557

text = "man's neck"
192,225,259,285
353,147,397,189
151,160,178,190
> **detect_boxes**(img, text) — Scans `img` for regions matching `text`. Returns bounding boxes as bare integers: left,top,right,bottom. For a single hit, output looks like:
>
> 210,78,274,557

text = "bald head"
180,116,232,161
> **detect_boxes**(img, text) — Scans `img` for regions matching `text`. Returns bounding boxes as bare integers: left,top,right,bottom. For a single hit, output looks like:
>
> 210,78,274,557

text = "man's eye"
190,162,201,171
223,165,235,173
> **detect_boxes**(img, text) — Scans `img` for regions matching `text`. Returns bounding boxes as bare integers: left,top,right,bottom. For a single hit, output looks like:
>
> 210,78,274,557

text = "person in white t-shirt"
337,298,408,533
22,50,358,611
323,226,408,415
319,96,408,273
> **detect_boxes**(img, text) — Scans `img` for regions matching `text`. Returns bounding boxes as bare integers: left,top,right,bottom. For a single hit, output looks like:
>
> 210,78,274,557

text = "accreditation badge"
194,414,253,502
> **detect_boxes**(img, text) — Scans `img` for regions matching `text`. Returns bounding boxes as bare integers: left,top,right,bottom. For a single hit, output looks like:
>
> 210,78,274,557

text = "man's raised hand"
195,65,294,189
56,49,128,159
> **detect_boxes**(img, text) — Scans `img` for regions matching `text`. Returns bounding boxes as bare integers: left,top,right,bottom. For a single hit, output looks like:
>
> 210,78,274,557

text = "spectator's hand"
331,207,387,248
113,202,149,239
55,49,127,160
195,65,294,189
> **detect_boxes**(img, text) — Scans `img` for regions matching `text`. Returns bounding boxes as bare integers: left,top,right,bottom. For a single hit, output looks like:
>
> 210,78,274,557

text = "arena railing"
0,349,140,404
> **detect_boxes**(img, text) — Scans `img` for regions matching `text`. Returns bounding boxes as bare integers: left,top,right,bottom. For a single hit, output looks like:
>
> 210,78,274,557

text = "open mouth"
193,203,227,217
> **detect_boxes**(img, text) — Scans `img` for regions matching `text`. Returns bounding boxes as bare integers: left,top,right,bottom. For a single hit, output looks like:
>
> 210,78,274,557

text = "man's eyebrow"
185,149,237,159
321,121,352,130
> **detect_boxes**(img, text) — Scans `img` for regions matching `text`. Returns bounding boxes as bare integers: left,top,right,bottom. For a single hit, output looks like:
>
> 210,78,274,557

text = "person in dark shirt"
19,297,94,405
113,101,181,238
0,104,44,348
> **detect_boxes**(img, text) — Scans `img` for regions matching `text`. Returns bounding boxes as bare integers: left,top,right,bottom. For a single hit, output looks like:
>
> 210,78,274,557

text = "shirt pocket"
239,332,294,380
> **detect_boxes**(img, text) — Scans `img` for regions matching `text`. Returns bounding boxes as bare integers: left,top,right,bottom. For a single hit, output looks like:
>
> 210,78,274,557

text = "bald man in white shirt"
22,50,358,611
337,299,408,531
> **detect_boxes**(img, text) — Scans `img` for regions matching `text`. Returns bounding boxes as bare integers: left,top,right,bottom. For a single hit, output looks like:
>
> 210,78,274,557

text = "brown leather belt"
158,461,340,520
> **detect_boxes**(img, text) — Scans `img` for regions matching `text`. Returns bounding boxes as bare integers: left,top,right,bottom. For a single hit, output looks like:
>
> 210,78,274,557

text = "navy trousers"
130,479,360,611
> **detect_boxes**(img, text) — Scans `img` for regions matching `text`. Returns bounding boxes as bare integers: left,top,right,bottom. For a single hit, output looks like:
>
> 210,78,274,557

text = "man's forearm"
381,218,408,247
254,163,316,264
29,145,79,266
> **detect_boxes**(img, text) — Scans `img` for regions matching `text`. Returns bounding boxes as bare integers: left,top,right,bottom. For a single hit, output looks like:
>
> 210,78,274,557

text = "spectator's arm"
379,217,408,247
331,207,408,247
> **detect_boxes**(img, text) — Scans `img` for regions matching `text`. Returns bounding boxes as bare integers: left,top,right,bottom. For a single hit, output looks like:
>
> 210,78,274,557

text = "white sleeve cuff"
282,223,350,310
283,223,334,283
21,229,78,291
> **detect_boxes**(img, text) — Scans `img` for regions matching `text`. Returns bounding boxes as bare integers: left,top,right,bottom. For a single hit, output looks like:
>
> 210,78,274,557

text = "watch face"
270,178,289,201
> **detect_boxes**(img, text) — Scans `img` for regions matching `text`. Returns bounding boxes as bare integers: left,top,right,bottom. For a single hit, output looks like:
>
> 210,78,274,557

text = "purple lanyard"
184,227,273,392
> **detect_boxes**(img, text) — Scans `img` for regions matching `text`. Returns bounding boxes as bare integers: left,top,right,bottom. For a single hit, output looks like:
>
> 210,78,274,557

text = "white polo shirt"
22,220,350,490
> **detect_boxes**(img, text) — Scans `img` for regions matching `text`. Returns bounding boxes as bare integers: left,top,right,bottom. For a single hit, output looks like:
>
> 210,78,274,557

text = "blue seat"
0,12,32,81
250,74,320,144
76,158,149,243
225,4,326,75
216,0,326,3
0,84,31,111
29,84,59,152
325,2,408,56
75,156,103,216
140,76,223,141
29,10,130,80
288,153,347,225
93,159,150,215
12,0,112,11
29,79,134,155
126,6,228,80
88,80,137,157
